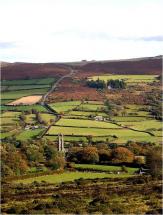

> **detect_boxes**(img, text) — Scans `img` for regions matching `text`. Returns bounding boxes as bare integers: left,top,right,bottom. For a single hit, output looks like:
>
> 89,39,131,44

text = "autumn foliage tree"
111,147,134,163
80,146,99,164
146,146,162,178
98,149,111,163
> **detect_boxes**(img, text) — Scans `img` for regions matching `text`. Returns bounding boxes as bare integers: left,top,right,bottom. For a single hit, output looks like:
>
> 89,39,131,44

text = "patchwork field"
55,118,121,128
50,101,81,113
74,164,138,174
44,101,162,144
1,88,48,100
16,129,45,141
8,95,42,105
89,74,158,83
1,104,47,112
1,78,57,106
14,171,133,184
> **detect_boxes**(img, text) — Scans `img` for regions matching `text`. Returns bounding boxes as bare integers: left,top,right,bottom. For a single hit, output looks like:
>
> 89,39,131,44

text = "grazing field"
56,118,121,129
14,171,132,184
8,95,42,105
40,113,57,124
1,104,47,112
76,103,105,111
5,84,50,91
1,78,56,86
0,111,21,125
69,111,108,117
74,164,138,174
89,74,158,83
1,99,14,105
47,125,149,137
50,101,81,113
25,114,36,124
16,129,45,140
112,116,150,122
117,119,162,131
1,88,48,100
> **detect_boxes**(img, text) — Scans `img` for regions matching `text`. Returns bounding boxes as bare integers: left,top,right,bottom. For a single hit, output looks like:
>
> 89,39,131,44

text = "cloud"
138,35,163,41
118,35,163,42
0,41,17,49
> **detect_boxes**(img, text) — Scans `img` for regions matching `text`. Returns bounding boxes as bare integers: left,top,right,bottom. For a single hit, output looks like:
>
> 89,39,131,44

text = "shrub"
111,147,134,163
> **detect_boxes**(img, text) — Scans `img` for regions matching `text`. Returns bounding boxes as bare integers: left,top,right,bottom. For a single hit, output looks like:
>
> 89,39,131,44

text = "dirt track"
41,68,75,104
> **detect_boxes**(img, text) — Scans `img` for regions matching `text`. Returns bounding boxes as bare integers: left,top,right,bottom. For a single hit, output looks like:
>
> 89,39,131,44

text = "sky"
0,0,163,62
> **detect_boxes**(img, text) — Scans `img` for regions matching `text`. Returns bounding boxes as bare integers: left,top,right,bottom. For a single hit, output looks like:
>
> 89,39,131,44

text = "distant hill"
1,56,162,80
78,56,162,75
1,63,69,80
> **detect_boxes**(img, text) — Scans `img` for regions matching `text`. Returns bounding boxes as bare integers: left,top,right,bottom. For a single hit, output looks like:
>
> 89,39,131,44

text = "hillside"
1,63,70,80
77,56,162,76
1,56,162,81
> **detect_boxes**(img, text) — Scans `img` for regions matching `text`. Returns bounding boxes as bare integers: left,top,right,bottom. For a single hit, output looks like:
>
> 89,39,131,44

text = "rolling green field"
47,125,150,137
56,118,121,129
16,129,45,140
76,103,105,111
89,75,158,83
1,88,48,100
50,101,81,113
5,84,50,91
1,105,47,112
117,119,162,131
1,78,56,86
40,113,57,124
14,171,133,184
25,114,36,124
74,164,138,174
1,99,14,105
111,116,150,122
69,111,108,117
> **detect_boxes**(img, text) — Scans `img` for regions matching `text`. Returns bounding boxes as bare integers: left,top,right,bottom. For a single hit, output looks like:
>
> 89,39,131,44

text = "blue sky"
0,0,163,62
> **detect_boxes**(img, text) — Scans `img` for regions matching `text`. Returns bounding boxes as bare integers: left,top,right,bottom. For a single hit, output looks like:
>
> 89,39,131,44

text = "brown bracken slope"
1,56,162,80
1,63,69,80
77,56,162,76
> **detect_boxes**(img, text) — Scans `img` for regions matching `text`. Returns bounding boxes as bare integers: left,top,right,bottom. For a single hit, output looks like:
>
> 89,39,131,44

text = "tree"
44,145,57,160
107,79,126,89
111,147,134,163
1,145,28,176
98,149,111,163
146,147,162,178
19,112,26,121
80,146,99,164
47,154,65,170
86,79,106,89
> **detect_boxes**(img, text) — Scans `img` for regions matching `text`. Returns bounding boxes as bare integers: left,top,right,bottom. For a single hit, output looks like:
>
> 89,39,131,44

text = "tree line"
86,78,126,89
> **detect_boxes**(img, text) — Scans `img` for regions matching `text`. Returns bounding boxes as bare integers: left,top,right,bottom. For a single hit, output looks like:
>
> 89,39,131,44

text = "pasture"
76,103,105,111
1,88,48,100
44,101,162,144
1,78,56,86
89,74,158,83
50,101,81,113
74,164,138,174
56,118,121,128
47,125,150,138
1,104,47,112
69,111,108,117
3,84,50,91
40,113,57,124
14,171,132,184
16,129,45,141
